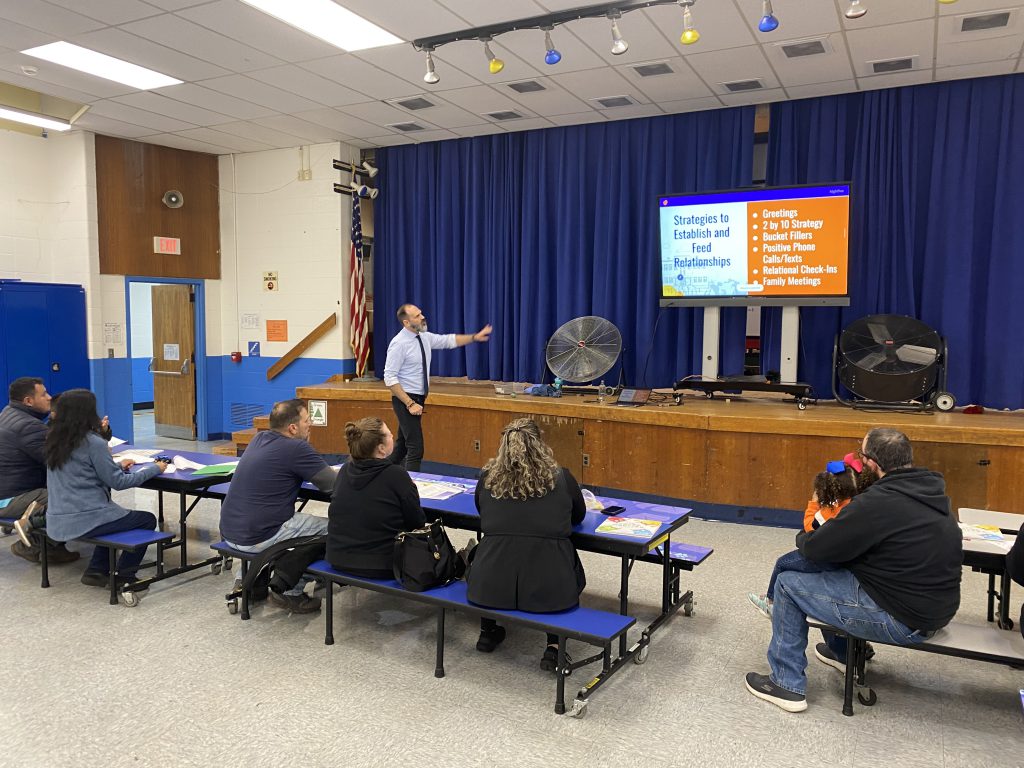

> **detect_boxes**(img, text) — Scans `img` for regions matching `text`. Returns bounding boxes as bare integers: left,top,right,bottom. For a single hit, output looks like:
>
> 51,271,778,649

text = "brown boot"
45,542,81,564
11,540,41,563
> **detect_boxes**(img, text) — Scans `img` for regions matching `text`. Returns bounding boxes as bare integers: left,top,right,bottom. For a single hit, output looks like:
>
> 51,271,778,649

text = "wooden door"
152,284,196,439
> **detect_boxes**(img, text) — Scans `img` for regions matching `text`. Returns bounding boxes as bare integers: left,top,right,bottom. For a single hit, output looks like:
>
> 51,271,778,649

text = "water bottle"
598,379,606,404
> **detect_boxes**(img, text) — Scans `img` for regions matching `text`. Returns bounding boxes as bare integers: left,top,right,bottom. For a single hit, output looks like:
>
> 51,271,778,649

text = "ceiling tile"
683,45,781,93
783,80,858,100
761,33,855,87
935,59,1019,80
322,0,462,40
846,19,936,75
0,0,105,37
0,66,100,103
385,96,488,129
72,27,231,82
644,2,758,54
938,0,1024,15
137,131,232,155
856,70,933,91
568,13,682,66
253,115,352,143
174,126,276,153
293,107,389,139
89,99,197,132
449,123,508,137
433,37,542,84
491,116,553,132
246,64,369,107
74,112,156,138
214,120,313,149
404,128,460,143
499,78,594,116
936,34,1024,67
45,0,162,25
548,67,652,103
339,101,440,130
718,86,788,106
431,84,536,115
0,50,135,98
479,26,608,75
177,0,342,63
0,19,52,51
357,44,481,91
658,95,727,114
158,83,278,120
837,0,936,29
438,0,547,26
590,103,662,120
301,54,426,101
734,0,841,41
614,57,715,102
938,7,1024,42
546,111,607,126
140,0,209,10
364,133,417,147
111,91,236,126
121,14,284,73
198,74,323,113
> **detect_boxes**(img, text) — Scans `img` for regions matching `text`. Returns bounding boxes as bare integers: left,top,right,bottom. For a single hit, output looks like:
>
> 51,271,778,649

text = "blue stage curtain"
763,74,1024,408
375,108,755,387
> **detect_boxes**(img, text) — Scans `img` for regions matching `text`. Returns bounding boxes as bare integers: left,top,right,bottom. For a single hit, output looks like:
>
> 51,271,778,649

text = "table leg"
619,555,630,657
434,608,446,678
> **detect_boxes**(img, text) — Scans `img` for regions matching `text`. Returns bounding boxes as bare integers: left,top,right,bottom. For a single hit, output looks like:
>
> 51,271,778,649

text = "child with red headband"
747,453,875,618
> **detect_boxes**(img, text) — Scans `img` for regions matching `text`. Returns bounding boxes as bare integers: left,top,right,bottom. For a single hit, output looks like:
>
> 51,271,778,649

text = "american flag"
349,194,370,377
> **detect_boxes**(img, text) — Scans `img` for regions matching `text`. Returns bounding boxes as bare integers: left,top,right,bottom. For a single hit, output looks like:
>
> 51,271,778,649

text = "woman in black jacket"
327,417,424,578
466,418,586,671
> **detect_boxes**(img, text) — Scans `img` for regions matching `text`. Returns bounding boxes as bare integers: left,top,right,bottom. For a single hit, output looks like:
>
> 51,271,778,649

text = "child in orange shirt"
747,454,873,618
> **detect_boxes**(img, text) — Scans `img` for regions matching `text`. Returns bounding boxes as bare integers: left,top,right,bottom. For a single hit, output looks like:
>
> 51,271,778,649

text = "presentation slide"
659,185,850,300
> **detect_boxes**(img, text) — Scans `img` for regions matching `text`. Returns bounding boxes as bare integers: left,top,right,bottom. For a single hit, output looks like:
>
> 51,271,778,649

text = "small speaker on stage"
162,190,184,209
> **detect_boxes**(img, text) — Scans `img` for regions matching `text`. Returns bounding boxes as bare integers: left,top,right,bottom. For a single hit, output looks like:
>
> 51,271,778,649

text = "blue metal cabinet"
0,280,90,395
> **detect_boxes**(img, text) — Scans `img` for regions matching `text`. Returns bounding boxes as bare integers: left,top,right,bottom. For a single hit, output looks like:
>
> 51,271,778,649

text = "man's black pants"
390,394,426,471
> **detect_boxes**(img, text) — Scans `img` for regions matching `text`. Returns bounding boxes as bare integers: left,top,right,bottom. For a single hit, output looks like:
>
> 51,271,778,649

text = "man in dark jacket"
745,427,962,712
0,377,78,564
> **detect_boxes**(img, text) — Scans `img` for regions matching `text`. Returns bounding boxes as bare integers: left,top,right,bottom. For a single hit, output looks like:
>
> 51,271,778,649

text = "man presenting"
0,377,78,564
220,399,337,613
383,304,491,471
745,427,962,712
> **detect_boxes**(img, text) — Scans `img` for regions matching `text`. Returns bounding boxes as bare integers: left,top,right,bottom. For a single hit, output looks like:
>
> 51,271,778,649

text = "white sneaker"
747,592,773,619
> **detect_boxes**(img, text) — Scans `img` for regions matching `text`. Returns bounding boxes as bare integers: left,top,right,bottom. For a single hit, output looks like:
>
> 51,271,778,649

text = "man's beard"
412,321,428,332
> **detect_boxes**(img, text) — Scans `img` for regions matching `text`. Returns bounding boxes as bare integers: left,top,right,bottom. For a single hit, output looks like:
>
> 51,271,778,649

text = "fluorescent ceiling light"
21,42,182,90
0,106,71,132
239,0,403,51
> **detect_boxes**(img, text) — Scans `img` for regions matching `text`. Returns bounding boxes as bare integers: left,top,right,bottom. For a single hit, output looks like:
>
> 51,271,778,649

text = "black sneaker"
540,645,573,673
744,672,807,712
475,625,506,653
814,642,847,672
10,540,40,564
81,570,110,587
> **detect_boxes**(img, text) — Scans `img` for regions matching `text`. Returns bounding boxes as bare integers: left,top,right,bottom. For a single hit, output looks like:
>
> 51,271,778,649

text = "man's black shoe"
744,672,808,712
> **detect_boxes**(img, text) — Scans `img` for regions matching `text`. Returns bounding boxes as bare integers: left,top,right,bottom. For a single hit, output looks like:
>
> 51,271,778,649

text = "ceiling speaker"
162,189,183,209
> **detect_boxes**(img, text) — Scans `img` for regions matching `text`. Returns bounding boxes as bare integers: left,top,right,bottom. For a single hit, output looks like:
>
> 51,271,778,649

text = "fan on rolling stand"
832,314,955,412
545,316,623,396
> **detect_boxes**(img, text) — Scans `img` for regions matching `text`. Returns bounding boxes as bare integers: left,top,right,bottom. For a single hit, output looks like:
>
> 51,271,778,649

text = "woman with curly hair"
466,418,586,671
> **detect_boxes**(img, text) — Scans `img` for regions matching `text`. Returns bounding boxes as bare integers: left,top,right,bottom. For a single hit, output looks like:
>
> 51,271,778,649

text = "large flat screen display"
658,184,851,307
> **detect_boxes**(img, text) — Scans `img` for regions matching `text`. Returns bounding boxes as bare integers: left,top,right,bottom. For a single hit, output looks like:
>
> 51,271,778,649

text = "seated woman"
327,417,425,578
43,389,168,587
466,418,586,671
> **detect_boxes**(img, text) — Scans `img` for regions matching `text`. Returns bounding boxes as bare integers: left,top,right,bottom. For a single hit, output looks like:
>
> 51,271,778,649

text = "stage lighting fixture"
349,182,379,199
844,1,867,19
610,14,629,55
543,28,562,65
482,38,505,74
423,49,440,84
679,2,700,45
758,0,780,32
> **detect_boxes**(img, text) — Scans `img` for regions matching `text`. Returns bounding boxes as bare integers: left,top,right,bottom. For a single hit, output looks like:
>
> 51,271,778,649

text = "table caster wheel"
998,617,1015,631
797,400,807,410
227,599,239,615
705,392,714,399
857,689,877,706
568,699,588,718
121,590,140,608
211,561,222,575
634,644,650,665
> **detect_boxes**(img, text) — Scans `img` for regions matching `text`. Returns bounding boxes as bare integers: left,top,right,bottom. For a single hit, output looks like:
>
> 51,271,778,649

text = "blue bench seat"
307,559,636,716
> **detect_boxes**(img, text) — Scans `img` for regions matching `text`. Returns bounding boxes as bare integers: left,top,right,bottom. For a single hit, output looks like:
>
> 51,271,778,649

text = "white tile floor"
2,459,1022,767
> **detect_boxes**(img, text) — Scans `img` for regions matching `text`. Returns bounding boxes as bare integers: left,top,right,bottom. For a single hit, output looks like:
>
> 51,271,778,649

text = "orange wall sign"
266,320,288,342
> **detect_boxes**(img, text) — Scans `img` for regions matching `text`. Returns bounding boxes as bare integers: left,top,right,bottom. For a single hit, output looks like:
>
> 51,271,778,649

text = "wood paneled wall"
96,135,220,279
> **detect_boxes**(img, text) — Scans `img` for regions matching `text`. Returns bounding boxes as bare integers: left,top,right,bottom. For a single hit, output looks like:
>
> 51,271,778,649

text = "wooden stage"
291,379,1024,517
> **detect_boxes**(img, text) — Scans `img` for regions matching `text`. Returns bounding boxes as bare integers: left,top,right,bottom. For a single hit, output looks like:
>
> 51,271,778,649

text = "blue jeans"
766,549,836,601
226,512,328,596
768,568,933,695
83,509,157,578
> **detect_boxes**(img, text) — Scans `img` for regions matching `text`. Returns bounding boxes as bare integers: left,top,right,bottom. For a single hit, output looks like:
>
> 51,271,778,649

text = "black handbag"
393,520,464,592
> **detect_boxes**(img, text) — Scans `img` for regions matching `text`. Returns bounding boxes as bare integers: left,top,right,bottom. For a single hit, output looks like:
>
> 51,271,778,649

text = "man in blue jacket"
0,377,78,564
745,427,962,712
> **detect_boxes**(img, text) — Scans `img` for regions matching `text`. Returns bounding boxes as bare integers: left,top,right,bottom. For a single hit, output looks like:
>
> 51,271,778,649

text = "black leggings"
481,617,557,646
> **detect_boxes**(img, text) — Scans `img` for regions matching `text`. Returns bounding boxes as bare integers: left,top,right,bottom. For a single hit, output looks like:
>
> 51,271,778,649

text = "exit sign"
153,236,181,255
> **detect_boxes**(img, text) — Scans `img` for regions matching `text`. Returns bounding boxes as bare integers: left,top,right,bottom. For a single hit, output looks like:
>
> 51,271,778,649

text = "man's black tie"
416,334,429,396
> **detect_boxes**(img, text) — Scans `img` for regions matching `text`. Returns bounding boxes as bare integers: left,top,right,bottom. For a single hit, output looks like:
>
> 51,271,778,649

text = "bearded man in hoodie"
745,427,963,712
219,398,337,613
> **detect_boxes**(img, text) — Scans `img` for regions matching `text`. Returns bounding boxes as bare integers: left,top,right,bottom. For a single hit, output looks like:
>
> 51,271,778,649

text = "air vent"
229,402,265,429
961,11,1010,32
388,122,426,132
594,95,634,108
871,57,913,74
780,40,827,58
722,79,763,93
508,80,545,93
393,96,435,111
484,110,523,121
633,62,673,77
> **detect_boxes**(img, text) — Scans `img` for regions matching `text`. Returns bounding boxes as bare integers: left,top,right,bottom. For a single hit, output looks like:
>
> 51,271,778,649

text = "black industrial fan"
832,314,955,412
